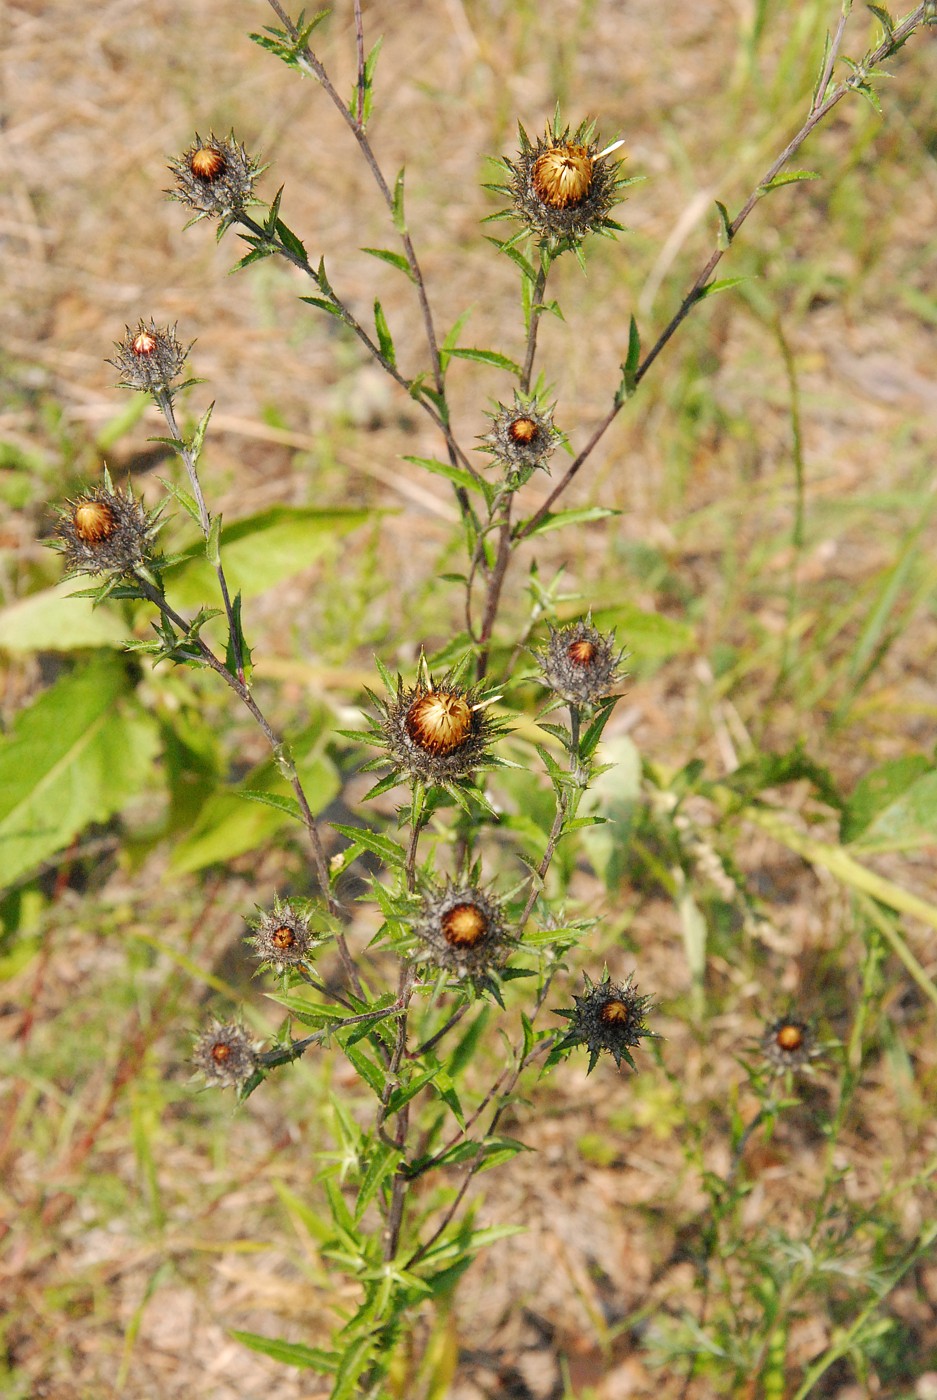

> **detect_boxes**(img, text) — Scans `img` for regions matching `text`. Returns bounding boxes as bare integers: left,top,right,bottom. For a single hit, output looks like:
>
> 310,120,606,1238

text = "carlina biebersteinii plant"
108,319,193,397
478,390,562,486
245,895,328,975
51,468,163,580
536,618,628,708
759,1015,823,1075
411,879,513,985
166,130,265,229
192,1020,258,1089
555,970,658,1073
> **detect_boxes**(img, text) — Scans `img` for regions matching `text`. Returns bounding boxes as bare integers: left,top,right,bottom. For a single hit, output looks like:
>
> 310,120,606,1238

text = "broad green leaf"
519,505,620,538
170,712,338,872
590,601,695,660
446,347,523,376
844,759,937,852
697,276,748,300
0,580,132,652
166,506,370,608
402,455,488,498
361,247,414,281
0,654,159,885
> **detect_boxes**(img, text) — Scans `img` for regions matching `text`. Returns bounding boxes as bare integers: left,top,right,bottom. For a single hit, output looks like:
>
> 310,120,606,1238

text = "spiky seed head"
478,392,560,486
192,1020,257,1088
370,668,504,787
555,971,657,1073
52,481,162,578
760,1017,822,1074
405,691,473,756
414,882,511,980
168,131,262,225
109,319,191,394
246,896,325,974
536,620,626,707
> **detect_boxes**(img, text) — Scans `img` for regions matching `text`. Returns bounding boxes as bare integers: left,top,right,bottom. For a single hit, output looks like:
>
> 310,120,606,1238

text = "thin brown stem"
475,494,514,679
520,265,548,394
353,0,366,130
380,964,416,1260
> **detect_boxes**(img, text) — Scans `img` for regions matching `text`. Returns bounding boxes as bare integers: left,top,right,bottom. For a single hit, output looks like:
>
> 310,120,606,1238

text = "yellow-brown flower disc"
131,329,158,356
508,416,538,445
442,902,489,949
532,143,593,209
73,500,116,543
776,1023,804,1052
211,1041,232,1065
405,691,473,756
567,638,597,667
272,926,296,951
190,146,227,181
600,999,632,1025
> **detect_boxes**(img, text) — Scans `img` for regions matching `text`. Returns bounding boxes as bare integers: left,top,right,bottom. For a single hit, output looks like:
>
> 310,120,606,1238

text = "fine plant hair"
43,3,937,1396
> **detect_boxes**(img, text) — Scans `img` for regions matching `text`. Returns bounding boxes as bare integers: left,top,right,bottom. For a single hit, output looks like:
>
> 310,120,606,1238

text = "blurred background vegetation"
2,0,937,1395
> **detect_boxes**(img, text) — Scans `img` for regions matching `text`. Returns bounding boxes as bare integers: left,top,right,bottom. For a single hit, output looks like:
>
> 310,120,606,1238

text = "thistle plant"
29,1,937,1395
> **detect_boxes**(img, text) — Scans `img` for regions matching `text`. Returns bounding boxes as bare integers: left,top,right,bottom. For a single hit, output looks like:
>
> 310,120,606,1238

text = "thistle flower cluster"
555,971,656,1073
489,116,629,252
192,1020,257,1088
412,880,512,982
108,319,192,396
167,131,263,227
478,392,561,487
536,619,627,707
52,473,163,579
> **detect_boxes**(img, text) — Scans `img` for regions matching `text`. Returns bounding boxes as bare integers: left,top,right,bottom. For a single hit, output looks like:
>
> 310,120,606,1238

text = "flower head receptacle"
413,880,512,984
51,472,163,579
489,115,629,253
108,319,192,397
479,392,561,487
555,971,656,1073
536,619,627,707
760,1016,822,1075
192,1020,258,1089
167,131,263,228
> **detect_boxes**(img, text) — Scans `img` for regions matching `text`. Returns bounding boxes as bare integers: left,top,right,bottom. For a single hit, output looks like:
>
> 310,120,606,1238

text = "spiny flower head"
51,470,163,578
413,880,512,983
167,131,263,228
478,391,561,486
536,619,627,707
555,971,656,1073
760,1016,822,1076
488,113,629,254
192,1019,258,1088
361,655,509,794
108,319,192,395
246,895,326,974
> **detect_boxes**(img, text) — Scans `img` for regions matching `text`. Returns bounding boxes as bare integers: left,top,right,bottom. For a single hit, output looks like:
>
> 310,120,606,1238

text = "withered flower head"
167,131,262,225
413,881,511,981
555,971,656,1073
362,659,508,791
537,619,627,707
192,1019,257,1088
478,392,560,486
246,896,321,973
760,1016,822,1075
52,476,162,578
108,319,191,395
489,115,628,252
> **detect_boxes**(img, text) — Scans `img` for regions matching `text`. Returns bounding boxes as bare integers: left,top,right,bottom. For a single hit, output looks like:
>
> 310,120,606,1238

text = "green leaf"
446,347,523,376
391,168,406,233
0,580,133,652
759,170,821,194
402,455,488,498
843,758,937,852
697,276,748,301
330,821,407,870
275,219,309,264
867,4,894,38
166,506,370,608
355,1142,401,1221
518,505,620,538
342,1042,386,1098
361,247,414,281
590,601,695,660
205,513,222,568
170,712,339,873
715,200,732,249
615,315,641,404
299,294,344,319
231,1330,337,1372
0,655,159,885
373,299,396,367
385,1066,439,1116
439,306,475,374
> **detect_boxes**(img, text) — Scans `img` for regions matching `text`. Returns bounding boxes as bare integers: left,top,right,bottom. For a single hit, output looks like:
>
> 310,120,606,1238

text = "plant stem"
520,264,548,394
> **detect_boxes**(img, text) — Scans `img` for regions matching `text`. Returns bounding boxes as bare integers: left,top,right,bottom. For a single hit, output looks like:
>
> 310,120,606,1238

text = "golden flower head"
488,114,630,253
478,391,561,486
536,619,627,707
167,130,263,227
760,1016,822,1075
51,472,163,578
108,319,192,395
192,1019,258,1089
555,971,657,1073
413,880,512,983
360,656,509,793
